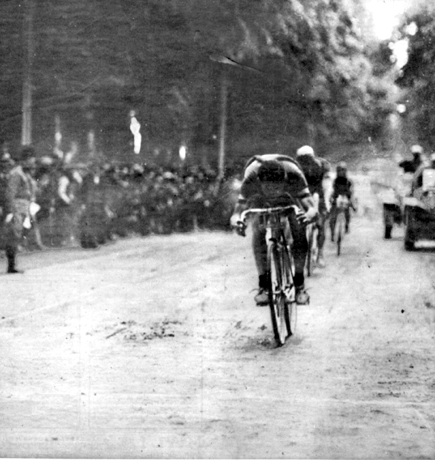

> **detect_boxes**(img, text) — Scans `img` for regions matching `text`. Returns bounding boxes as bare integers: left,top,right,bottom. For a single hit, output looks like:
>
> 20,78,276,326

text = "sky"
365,0,419,69
366,0,413,41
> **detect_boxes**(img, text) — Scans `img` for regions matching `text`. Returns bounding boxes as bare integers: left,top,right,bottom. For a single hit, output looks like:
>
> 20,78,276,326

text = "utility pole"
22,0,35,146
218,68,228,180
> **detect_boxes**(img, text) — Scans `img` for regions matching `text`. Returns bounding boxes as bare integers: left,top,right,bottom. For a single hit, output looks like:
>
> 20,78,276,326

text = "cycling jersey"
296,155,330,197
238,154,310,207
332,176,353,199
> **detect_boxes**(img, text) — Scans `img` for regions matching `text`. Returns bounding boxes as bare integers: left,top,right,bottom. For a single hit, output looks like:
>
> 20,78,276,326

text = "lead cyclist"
230,154,318,306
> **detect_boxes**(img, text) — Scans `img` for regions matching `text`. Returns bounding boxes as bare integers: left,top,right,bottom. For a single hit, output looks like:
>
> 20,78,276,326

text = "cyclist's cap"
337,161,347,171
411,144,423,154
257,160,286,182
296,145,315,157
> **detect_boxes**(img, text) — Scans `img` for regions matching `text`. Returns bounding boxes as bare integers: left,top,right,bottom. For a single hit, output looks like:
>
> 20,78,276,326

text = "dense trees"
396,2,435,147
0,0,397,168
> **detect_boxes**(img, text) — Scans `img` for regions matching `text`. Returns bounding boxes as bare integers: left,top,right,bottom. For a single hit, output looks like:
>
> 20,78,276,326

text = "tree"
396,3,435,145
0,0,397,166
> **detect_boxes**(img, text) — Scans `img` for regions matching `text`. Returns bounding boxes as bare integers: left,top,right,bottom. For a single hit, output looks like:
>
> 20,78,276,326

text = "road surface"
0,183,434,458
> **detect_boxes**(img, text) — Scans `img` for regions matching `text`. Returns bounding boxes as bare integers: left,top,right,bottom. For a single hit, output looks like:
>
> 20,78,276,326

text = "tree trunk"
218,69,228,179
21,0,35,146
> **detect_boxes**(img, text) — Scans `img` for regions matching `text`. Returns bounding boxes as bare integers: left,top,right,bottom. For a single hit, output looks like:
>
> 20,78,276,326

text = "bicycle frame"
240,205,298,346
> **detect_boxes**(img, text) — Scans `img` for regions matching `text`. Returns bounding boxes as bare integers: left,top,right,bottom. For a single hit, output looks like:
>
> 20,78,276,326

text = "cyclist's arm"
230,192,249,229
347,179,357,209
297,189,318,224
230,200,247,222
320,161,332,210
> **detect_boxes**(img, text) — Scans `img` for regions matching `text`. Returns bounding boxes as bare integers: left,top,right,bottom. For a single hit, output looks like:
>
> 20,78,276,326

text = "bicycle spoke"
267,244,289,347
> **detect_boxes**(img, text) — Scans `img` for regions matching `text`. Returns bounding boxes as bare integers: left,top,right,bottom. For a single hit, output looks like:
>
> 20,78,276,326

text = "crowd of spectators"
1,153,240,251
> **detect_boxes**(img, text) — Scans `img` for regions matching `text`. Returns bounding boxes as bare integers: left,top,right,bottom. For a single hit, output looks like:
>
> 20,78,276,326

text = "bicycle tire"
306,224,314,276
281,242,297,337
267,242,290,347
307,224,319,276
335,213,344,256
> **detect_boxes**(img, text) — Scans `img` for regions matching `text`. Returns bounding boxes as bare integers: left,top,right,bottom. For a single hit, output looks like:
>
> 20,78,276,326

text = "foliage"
0,0,397,165
396,3,435,146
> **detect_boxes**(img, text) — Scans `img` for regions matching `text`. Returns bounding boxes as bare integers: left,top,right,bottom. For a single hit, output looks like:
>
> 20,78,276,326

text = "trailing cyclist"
329,162,355,240
230,154,318,306
295,145,331,268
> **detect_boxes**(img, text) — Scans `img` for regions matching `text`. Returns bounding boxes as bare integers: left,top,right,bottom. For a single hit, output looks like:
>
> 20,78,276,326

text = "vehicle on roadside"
403,166,435,250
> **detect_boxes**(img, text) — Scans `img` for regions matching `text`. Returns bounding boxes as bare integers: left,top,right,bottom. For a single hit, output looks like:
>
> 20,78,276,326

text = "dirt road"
1,193,434,458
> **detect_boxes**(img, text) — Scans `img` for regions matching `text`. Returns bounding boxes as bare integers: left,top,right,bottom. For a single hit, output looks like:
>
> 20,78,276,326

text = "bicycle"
331,194,349,256
239,205,298,347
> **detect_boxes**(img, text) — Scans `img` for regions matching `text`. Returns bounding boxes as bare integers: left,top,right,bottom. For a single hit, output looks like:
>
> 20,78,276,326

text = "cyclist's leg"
329,203,337,241
288,212,309,304
345,206,351,232
316,203,327,267
251,215,269,305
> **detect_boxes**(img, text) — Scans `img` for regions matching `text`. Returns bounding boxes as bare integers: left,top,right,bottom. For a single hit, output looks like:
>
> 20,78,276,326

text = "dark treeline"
0,0,398,170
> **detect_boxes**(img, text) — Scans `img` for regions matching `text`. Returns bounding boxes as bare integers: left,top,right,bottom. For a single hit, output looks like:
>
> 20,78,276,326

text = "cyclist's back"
332,175,353,199
296,153,330,199
241,153,308,207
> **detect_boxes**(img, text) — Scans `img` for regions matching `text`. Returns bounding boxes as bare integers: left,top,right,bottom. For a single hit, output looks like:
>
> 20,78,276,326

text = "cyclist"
329,162,354,238
230,154,318,306
295,145,331,267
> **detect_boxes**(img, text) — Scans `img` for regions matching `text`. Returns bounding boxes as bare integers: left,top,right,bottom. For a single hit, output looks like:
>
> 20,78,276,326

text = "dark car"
403,168,435,250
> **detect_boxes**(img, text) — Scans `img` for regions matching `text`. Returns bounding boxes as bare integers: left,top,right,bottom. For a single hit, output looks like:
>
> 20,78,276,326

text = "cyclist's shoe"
7,268,24,274
254,288,269,306
345,225,350,234
295,287,310,305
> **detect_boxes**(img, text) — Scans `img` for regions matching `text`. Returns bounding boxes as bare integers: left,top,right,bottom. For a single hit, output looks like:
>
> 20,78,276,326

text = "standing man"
3,145,36,273
230,154,317,306
0,151,15,251
295,145,331,267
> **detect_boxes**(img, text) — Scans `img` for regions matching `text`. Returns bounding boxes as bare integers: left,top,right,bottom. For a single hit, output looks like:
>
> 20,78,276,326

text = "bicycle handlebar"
240,205,298,222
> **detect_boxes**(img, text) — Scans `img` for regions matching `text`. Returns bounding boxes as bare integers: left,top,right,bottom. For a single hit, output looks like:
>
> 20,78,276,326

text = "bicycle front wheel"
281,243,297,337
306,224,319,277
267,243,290,347
305,224,313,276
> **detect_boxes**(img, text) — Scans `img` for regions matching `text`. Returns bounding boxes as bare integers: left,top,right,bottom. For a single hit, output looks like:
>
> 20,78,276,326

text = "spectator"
3,146,36,273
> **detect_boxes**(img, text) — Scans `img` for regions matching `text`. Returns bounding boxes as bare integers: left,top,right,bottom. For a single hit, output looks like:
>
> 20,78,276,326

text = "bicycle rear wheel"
267,243,290,346
335,214,344,256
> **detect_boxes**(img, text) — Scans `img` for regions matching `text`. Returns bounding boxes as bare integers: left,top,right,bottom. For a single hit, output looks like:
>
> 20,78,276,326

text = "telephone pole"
218,68,228,180
22,0,35,146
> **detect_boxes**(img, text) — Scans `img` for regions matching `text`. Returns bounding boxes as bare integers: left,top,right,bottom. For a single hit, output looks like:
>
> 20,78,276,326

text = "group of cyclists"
230,145,355,307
